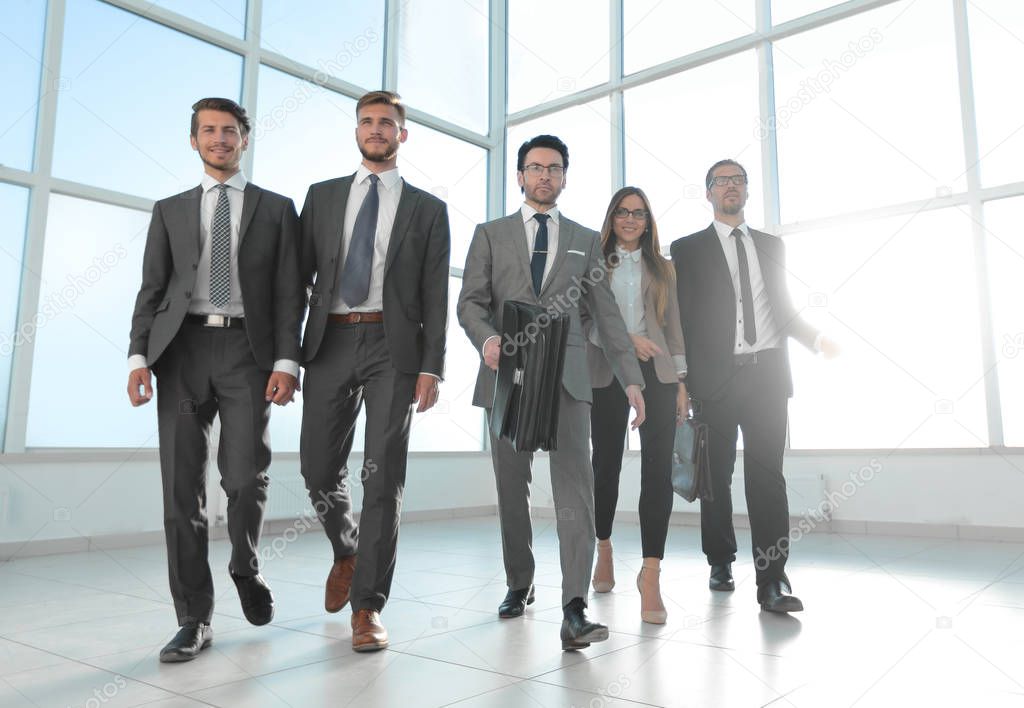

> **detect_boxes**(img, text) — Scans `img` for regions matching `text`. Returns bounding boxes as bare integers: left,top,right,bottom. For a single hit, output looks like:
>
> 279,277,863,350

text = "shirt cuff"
673,354,687,377
482,334,500,357
272,359,300,378
813,333,824,353
419,372,441,381
587,328,600,347
127,354,148,372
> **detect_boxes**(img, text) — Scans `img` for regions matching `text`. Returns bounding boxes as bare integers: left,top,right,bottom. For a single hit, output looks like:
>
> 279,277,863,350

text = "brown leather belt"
329,311,384,324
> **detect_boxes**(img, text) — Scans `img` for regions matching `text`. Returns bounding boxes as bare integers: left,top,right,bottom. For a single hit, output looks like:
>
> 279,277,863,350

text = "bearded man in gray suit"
127,98,303,662
458,135,645,651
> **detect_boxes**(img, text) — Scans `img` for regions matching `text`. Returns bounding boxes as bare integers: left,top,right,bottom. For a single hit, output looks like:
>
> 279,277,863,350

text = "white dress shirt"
128,171,298,377
598,246,687,375
331,165,403,314
712,220,781,354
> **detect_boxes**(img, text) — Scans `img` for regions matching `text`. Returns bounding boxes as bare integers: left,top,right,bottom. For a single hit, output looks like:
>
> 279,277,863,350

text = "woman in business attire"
588,186,688,624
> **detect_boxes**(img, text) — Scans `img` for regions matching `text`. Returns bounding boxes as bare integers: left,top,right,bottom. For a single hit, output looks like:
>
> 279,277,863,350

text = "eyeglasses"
709,174,747,187
522,163,565,177
612,207,649,220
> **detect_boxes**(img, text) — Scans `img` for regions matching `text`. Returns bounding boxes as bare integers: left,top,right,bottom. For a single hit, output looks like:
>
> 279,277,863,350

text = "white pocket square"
568,249,585,256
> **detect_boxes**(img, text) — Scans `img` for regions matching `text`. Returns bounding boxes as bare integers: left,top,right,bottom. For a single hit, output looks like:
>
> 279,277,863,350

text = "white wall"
2,448,1022,558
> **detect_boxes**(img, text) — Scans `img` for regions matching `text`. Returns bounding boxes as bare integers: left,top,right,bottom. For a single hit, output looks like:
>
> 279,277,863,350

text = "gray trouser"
154,322,271,626
487,389,595,608
299,322,417,613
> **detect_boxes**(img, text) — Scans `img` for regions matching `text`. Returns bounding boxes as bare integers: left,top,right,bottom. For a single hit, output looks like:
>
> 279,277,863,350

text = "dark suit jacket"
299,174,450,377
670,224,817,401
128,182,303,370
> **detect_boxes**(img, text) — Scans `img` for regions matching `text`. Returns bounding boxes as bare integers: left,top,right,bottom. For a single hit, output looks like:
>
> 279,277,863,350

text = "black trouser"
154,322,272,626
591,358,677,559
696,349,791,589
299,322,417,613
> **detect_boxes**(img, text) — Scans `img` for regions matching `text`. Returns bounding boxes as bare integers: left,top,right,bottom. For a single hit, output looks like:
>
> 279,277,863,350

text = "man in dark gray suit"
127,98,303,662
298,90,450,652
458,135,644,650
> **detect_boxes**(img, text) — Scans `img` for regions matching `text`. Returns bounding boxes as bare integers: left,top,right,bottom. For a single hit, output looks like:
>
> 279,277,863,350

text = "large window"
3,0,1021,453
53,0,243,200
26,196,155,448
0,1,46,172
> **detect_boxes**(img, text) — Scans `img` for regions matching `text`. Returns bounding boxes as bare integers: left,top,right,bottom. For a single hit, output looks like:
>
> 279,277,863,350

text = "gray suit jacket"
299,174,450,376
586,260,686,388
458,211,643,407
128,183,303,370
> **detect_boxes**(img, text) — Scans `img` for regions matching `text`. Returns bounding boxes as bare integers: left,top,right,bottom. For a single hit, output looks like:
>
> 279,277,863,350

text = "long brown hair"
599,186,675,326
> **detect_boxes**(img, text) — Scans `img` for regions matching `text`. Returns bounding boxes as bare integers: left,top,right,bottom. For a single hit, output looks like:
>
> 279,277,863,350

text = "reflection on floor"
1,516,1023,707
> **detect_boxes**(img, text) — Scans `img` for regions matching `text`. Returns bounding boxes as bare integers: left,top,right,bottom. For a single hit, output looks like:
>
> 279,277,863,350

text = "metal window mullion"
952,0,1003,446
610,0,625,193
757,0,781,231
239,0,263,179
383,0,401,90
4,0,68,452
487,0,508,222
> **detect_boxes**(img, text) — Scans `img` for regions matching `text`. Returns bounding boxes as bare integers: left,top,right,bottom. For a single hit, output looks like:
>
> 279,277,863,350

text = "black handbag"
671,418,712,502
490,301,570,452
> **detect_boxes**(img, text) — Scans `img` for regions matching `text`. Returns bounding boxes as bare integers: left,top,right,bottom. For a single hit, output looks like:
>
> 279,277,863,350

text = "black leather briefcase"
490,301,570,452
671,418,713,503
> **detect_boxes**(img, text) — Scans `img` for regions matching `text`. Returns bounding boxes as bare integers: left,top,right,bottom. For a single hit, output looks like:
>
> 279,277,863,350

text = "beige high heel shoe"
593,539,615,592
637,559,667,624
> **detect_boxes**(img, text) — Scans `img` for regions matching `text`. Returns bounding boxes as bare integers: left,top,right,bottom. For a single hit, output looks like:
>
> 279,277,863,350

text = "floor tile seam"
0,569,173,606
442,675,662,708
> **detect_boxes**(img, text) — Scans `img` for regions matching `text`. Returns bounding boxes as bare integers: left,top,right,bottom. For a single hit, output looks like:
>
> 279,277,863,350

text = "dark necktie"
732,227,757,346
530,212,549,295
340,174,380,307
209,184,231,309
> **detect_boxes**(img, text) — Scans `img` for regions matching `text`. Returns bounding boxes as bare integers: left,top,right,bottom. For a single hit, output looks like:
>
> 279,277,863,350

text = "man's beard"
359,139,398,163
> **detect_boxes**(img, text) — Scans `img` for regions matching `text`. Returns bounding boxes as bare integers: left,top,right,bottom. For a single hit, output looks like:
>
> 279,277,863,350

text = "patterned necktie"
209,183,231,309
340,174,380,307
732,228,757,346
530,212,549,295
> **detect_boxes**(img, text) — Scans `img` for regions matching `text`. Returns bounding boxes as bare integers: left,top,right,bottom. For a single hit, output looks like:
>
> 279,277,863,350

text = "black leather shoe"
231,571,275,625
709,563,735,592
560,597,609,651
498,585,535,618
758,580,804,613
159,623,212,663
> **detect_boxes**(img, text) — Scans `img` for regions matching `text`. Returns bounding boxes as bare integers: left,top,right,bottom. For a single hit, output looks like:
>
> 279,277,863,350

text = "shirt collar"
356,164,401,191
615,245,642,263
713,220,749,240
521,203,559,225
202,171,247,194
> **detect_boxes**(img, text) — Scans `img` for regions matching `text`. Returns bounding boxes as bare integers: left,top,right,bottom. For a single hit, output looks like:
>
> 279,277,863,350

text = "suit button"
185,290,192,298
192,263,198,270
330,257,336,263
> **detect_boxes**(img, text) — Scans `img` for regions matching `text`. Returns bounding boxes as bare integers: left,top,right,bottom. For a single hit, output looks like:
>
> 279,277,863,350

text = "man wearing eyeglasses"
671,159,838,613
458,134,645,650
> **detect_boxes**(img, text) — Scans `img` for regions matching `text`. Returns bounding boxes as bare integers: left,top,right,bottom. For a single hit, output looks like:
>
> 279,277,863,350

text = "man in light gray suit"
127,98,303,662
458,134,645,651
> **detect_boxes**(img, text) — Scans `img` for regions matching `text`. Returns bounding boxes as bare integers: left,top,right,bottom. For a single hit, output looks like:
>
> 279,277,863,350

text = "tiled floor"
2,516,1023,707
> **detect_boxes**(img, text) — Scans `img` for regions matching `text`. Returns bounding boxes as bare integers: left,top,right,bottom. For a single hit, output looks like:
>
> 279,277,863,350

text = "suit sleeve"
664,268,686,359
273,197,303,363
584,235,643,389
456,223,498,354
418,202,451,378
128,201,172,361
298,185,317,292
672,240,694,354
765,237,818,351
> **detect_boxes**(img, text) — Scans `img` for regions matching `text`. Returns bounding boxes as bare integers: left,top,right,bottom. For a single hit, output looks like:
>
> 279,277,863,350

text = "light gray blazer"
457,211,643,408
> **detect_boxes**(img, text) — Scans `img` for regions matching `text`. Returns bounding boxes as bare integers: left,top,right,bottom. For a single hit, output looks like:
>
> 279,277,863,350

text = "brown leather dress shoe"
351,608,389,652
325,556,356,613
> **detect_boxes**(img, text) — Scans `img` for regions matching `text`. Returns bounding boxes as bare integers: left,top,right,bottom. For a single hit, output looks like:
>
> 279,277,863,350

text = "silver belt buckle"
205,314,229,327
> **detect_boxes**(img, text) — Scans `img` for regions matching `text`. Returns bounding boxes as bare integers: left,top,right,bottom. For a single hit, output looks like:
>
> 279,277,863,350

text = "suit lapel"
702,224,735,299
504,213,534,291
238,183,261,247
178,186,202,264
538,215,572,297
384,179,418,275
321,176,353,288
